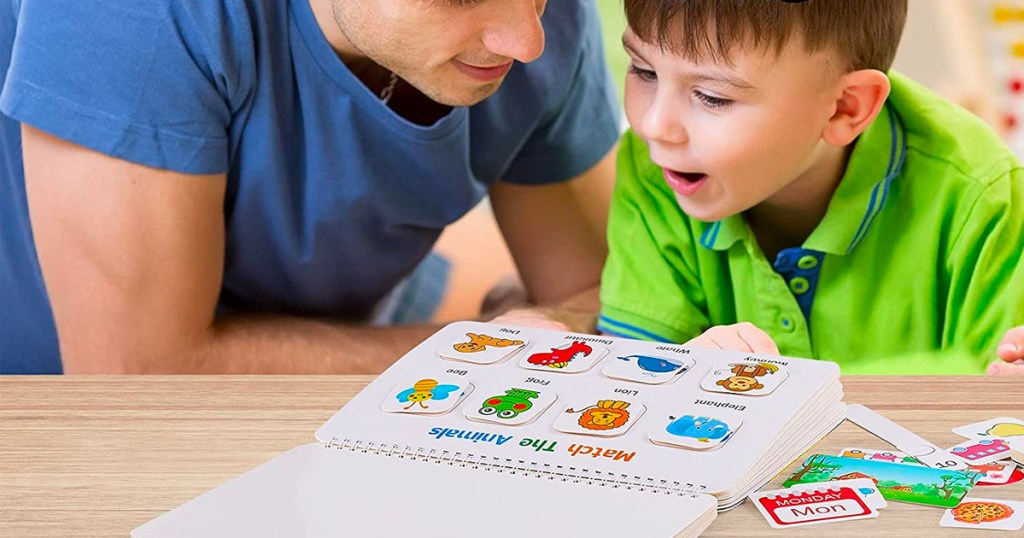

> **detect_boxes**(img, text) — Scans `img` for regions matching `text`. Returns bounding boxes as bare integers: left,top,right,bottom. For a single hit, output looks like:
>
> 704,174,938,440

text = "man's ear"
822,69,891,147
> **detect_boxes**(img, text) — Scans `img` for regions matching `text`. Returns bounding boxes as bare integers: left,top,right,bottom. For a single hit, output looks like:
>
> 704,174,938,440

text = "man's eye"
693,91,733,110
628,64,657,82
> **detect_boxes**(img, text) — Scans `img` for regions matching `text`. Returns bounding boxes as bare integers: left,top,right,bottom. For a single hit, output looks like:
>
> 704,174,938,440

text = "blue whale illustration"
617,355,685,374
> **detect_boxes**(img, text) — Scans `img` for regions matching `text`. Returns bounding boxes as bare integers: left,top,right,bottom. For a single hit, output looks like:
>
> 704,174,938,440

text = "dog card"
750,486,877,528
787,478,888,510
940,498,1024,531
783,455,982,508
700,361,788,396
440,331,527,365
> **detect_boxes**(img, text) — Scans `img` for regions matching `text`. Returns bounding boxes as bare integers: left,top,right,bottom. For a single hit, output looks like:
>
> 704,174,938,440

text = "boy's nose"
639,94,689,146
481,0,546,64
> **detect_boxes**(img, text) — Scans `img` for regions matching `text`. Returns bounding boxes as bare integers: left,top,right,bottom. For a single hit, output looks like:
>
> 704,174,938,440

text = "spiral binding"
324,437,706,497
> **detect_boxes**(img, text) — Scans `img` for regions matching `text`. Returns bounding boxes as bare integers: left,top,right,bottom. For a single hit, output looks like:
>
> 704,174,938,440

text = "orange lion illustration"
567,400,632,430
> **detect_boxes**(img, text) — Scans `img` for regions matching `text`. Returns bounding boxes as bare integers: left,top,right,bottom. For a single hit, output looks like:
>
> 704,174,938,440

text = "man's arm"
24,126,436,374
487,146,616,333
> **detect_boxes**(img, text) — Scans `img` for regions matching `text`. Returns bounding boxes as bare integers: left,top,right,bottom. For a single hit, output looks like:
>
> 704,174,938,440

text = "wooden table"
1,376,1022,537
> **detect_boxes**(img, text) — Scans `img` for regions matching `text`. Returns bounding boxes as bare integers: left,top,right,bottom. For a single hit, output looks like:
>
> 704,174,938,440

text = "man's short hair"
624,0,908,72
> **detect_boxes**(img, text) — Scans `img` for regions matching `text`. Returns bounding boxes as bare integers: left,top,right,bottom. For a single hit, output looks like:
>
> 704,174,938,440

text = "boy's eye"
693,90,733,110
628,64,657,82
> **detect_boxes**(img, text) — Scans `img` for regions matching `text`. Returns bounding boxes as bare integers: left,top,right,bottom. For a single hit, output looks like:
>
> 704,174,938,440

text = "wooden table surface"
1,376,1022,537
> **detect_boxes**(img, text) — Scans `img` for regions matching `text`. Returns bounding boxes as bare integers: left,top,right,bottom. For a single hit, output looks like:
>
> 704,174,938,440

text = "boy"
597,0,1024,373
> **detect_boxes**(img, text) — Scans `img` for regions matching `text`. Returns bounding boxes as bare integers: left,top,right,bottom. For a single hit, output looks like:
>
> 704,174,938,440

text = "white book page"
316,321,841,495
132,443,716,538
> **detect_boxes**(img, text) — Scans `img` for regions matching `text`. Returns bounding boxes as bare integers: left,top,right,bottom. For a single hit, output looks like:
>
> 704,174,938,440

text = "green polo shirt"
599,72,1024,374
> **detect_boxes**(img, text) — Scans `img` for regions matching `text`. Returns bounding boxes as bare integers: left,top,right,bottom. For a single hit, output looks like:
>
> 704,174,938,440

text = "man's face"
622,28,842,222
331,0,547,107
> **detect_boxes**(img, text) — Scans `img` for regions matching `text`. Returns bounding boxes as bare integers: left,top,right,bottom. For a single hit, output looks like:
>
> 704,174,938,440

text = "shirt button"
780,316,796,332
789,277,810,295
797,255,819,270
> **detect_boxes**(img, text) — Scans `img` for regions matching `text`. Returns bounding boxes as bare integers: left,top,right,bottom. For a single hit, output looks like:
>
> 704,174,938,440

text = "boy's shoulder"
887,71,1021,189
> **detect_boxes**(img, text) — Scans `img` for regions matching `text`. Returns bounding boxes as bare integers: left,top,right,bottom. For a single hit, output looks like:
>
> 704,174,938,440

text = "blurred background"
429,0,1024,324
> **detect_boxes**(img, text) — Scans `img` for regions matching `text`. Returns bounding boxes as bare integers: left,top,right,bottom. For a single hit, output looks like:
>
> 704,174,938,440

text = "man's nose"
481,0,546,64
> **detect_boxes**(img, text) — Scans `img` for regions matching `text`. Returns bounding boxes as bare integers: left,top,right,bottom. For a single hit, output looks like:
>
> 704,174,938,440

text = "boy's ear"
822,69,891,147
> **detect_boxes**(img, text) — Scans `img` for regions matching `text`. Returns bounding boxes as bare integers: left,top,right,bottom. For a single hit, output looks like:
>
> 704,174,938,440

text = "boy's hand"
987,326,1024,376
686,322,781,355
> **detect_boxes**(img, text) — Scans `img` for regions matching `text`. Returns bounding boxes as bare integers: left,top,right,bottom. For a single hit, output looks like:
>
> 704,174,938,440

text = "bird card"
782,455,982,508
837,447,925,466
647,413,741,451
940,498,1024,531
601,353,694,384
440,331,528,364
552,397,646,437
462,385,557,426
947,438,1014,466
953,417,1024,442
786,478,888,510
519,336,609,374
699,361,788,396
381,376,473,415
750,486,877,529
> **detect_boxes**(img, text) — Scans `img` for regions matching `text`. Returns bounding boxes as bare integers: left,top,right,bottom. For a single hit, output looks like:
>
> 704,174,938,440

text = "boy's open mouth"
662,169,709,196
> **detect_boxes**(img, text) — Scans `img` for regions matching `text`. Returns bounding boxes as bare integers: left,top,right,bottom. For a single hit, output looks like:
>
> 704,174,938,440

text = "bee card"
440,331,528,365
700,362,788,396
940,498,1024,531
463,385,557,426
519,336,609,374
601,354,694,384
381,376,473,415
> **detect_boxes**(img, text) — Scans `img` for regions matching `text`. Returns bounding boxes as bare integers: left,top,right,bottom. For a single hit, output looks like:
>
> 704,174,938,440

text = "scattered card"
787,478,888,510
966,461,1017,485
953,417,1024,442
700,361,789,396
837,447,925,466
940,497,1024,531
783,455,982,508
750,486,877,528
602,353,694,384
948,438,1014,465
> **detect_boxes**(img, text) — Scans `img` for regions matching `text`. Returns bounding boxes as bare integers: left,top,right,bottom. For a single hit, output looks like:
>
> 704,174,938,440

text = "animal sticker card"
552,398,646,437
699,361,788,396
782,455,982,508
940,498,1024,531
463,385,557,427
647,413,742,451
441,331,528,365
381,376,472,415
601,353,694,385
750,486,877,528
519,336,610,374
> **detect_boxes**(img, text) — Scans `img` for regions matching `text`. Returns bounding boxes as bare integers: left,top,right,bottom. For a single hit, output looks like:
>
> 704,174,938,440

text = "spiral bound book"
132,321,846,538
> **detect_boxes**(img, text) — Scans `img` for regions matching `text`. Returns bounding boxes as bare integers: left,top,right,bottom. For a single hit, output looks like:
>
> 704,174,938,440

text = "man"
0,0,620,374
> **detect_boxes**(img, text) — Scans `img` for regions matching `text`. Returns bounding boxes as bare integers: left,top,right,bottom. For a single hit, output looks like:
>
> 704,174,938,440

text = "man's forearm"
90,315,440,374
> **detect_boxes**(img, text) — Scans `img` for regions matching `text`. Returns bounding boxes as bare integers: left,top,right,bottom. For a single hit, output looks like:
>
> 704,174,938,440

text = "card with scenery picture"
940,497,1024,531
782,455,982,508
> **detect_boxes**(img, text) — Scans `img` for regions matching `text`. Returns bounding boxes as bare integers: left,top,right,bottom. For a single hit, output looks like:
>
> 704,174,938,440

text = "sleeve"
941,167,1024,362
0,0,254,175
501,1,621,185
597,131,711,343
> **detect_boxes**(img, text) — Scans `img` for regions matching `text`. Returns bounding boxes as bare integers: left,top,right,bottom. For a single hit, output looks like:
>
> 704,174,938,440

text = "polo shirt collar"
699,103,907,255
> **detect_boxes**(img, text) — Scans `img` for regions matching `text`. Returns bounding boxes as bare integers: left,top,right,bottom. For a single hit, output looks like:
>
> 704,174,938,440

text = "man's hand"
987,326,1024,376
685,322,781,355
485,285,601,334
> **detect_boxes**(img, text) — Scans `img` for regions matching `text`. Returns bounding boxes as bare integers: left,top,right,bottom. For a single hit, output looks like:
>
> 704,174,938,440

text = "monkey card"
699,361,789,396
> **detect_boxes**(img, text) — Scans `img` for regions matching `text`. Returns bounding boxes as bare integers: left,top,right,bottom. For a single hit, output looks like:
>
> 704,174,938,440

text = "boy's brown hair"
624,0,908,72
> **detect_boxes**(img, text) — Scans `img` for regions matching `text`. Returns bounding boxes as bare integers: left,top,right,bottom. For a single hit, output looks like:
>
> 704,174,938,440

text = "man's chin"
421,80,503,107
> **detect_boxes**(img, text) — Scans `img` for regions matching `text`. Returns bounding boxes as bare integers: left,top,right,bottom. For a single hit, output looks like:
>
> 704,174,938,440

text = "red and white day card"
750,486,878,529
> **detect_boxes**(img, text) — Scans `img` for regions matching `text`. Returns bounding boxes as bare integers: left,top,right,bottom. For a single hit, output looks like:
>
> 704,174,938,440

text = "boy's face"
331,0,547,107
622,29,843,222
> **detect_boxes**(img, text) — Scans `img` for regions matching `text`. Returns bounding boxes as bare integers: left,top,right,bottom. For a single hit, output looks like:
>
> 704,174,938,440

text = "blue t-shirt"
0,0,620,374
